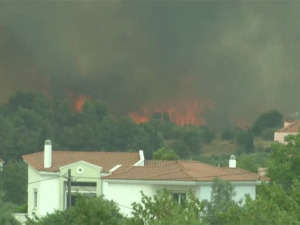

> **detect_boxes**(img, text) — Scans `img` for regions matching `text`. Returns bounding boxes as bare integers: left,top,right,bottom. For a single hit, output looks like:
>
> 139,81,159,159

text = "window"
67,192,96,207
33,189,38,208
64,182,97,209
173,193,186,205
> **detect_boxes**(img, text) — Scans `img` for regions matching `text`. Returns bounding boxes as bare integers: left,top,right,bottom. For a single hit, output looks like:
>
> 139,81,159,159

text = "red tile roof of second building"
276,120,300,133
22,151,140,173
104,160,269,182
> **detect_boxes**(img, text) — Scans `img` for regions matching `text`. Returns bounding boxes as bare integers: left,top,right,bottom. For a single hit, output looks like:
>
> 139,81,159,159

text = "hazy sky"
0,2,299,129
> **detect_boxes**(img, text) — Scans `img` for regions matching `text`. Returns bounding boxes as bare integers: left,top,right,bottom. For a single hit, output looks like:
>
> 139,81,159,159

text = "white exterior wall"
232,183,256,202
27,166,41,217
59,161,102,210
27,161,102,217
103,180,200,216
27,166,60,217
103,180,259,216
198,184,212,201
103,181,156,215
39,175,60,216
274,132,297,144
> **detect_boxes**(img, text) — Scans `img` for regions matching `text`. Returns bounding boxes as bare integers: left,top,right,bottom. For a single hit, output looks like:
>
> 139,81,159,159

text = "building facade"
23,140,268,217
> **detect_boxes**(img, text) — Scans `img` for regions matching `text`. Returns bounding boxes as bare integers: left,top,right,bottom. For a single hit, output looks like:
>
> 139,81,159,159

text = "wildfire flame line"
129,99,215,126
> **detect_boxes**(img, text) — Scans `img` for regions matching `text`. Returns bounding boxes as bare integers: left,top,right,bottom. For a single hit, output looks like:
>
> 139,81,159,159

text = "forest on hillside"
0,90,284,163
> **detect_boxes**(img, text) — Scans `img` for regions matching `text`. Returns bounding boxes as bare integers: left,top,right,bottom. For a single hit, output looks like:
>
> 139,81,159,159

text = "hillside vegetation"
0,90,280,166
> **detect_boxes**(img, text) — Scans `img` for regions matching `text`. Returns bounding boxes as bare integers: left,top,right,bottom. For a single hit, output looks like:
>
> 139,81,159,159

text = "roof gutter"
102,179,260,186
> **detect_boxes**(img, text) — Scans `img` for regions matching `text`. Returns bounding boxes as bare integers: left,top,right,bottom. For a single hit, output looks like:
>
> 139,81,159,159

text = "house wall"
199,182,257,202
103,181,156,215
39,174,60,216
232,183,256,202
27,161,102,217
102,180,258,216
59,162,102,210
27,166,41,217
27,166,60,217
103,180,201,216
198,184,212,201
274,132,297,144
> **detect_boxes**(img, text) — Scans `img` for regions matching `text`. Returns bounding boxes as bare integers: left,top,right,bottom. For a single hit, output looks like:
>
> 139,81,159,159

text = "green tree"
1,161,27,205
52,100,73,129
235,129,255,153
251,109,283,137
237,153,268,173
0,116,15,161
221,129,235,140
267,134,300,189
201,178,238,225
127,189,203,225
198,126,215,144
223,183,300,225
7,90,52,115
73,100,107,125
26,195,124,225
153,147,179,160
172,126,204,158
0,193,20,225
139,123,163,158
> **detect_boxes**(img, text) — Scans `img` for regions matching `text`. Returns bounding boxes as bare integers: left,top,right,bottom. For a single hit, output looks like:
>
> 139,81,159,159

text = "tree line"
0,90,284,162
0,90,218,161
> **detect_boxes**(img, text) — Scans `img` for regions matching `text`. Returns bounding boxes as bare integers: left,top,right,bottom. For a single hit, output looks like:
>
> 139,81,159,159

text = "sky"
0,1,300,130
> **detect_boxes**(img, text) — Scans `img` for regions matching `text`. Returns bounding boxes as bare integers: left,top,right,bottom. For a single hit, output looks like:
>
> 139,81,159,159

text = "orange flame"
129,112,149,123
64,89,89,112
129,98,215,126
74,95,88,112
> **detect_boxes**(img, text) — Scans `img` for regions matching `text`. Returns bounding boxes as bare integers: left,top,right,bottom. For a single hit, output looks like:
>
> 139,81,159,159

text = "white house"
22,140,143,217
23,140,268,217
102,156,268,215
274,120,300,143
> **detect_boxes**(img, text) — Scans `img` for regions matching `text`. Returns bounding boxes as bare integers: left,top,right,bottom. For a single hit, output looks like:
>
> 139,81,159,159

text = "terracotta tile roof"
22,151,140,173
144,160,173,166
104,160,269,182
276,120,300,133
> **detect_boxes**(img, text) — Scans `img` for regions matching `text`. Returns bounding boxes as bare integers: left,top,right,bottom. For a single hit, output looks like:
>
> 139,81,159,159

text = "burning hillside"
129,99,215,126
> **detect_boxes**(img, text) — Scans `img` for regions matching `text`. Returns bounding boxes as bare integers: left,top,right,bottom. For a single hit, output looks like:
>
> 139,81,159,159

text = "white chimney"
229,155,236,168
134,150,145,167
44,140,52,168
284,120,294,128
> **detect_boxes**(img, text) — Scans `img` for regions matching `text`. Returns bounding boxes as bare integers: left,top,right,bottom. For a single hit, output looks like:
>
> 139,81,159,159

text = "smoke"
1,2,300,129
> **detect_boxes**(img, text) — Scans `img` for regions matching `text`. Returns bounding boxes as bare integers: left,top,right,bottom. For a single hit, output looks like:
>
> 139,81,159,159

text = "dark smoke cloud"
1,2,300,129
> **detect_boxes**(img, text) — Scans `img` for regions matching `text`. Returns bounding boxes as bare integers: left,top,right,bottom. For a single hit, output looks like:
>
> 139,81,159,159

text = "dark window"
71,182,96,187
33,189,38,208
67,192,97,207
173,193,186,205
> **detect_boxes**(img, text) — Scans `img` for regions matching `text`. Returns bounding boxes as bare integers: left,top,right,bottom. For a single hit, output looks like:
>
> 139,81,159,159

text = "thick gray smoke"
0,2,300,129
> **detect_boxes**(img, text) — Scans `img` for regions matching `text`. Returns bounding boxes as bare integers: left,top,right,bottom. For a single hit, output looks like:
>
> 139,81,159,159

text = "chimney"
134,150,145,167
258,167,267,176
44,140,52,168
284,120,294,128
229,155,236,168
